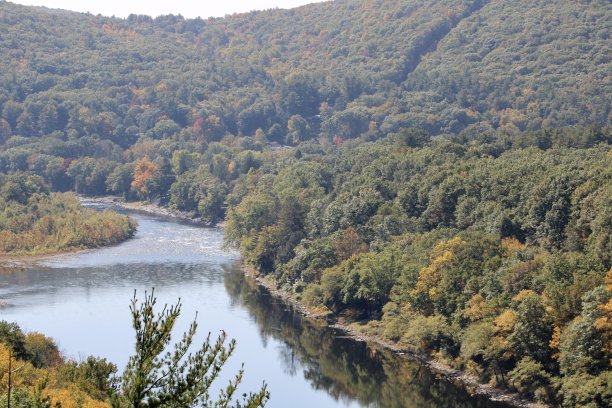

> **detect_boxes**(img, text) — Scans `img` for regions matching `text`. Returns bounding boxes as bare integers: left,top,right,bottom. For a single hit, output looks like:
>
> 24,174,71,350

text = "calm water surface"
0,207,508,408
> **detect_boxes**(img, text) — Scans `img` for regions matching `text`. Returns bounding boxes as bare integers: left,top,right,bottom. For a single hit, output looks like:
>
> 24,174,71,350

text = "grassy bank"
0,174,136,257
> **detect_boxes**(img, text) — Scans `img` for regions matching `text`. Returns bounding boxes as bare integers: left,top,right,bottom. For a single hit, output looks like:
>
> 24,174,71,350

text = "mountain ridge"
0,0,609,146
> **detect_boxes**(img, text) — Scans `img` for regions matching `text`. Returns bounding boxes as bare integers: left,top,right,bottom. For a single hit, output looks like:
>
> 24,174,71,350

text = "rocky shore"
243,266,545,408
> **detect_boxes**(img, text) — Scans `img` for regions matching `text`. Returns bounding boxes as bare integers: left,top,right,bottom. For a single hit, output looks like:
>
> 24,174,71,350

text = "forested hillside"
223,127,612,406
0,0,609,218
0,0,611,405
0,0,609,143
406,0,611,133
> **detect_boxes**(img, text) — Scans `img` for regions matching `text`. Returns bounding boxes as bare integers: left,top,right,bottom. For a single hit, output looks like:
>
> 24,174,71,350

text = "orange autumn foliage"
131,156,158,196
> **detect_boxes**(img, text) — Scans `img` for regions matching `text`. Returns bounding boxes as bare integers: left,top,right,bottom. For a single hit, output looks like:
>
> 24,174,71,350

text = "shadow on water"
222,262,510,408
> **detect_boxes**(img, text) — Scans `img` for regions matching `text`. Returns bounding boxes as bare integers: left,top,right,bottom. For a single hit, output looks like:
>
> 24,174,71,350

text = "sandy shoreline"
0,247,97,266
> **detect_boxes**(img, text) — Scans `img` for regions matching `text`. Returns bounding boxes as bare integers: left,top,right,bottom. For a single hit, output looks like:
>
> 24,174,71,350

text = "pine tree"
112,290,268,408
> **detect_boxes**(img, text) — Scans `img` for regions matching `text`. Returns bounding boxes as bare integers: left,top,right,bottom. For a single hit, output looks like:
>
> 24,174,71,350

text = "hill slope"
0,0,609,147
405,0,611,133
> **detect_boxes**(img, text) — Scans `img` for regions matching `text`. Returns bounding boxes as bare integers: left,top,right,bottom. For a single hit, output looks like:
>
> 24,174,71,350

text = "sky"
9,0,327,19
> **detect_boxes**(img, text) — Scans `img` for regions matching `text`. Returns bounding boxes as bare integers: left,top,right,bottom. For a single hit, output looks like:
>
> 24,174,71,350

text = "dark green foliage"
224,127,611,405
169,166,226,223
59,356,119,400
0,388,39,408
509,294,551,363
557,371,612,408
24,332,62,368
0,320,28,360
285,236,338,284
400,315,456,354
0,321,62,369
559,287,611,377
0,172,47,204
106,163,135,199
507,357,551,401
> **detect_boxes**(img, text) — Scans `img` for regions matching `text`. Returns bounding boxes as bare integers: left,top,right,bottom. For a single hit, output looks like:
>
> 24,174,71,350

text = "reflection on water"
0,209,509,408
223,267,508,408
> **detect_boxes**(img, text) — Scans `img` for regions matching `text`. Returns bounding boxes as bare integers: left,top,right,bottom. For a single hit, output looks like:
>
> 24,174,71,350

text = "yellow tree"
413,237,464,315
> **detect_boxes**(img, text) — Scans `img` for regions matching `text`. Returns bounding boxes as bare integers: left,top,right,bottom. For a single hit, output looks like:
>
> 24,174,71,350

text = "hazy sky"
9,0,327,19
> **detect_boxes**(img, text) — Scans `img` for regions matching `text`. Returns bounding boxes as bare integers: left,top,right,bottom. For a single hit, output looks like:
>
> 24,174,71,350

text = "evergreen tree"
112,290,269,408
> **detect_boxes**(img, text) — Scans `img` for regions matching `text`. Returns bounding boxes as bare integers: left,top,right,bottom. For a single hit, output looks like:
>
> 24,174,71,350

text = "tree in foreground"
112,289,269,408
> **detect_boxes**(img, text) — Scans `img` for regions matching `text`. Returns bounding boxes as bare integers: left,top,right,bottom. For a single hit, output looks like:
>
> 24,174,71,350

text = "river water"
0,207,508,408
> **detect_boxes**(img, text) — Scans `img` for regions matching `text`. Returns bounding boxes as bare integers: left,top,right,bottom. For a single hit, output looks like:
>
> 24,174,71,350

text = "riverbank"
0,193,136,264
243,266,544,408
78,196,201,222
0,247,93,266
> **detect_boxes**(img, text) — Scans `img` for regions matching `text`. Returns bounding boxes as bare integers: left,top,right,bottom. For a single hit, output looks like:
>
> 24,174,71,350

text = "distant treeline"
0,0,609,147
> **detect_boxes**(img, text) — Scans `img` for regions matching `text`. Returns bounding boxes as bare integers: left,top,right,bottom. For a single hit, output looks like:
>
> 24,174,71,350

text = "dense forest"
0,0,610,220
225,127,612,406
0,0,611,406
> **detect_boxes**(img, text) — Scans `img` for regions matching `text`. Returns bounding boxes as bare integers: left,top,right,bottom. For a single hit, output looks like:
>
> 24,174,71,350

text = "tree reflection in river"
222,262,509,408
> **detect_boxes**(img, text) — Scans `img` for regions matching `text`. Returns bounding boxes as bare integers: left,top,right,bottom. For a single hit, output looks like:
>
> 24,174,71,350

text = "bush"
400,315,456,354
301,284,325,308
24,332,62,368
0,320,27,359
557,371,612,408
508,357,551,401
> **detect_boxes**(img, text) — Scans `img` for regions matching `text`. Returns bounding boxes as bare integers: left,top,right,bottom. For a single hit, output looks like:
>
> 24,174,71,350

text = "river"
0,206,509,408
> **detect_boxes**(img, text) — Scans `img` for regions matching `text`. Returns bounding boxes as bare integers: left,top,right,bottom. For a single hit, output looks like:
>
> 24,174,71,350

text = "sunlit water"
0,206,508,408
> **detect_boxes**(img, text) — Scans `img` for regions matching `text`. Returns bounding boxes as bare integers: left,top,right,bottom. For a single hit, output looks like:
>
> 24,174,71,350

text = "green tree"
0,173,48,205
24,332,62,368
171,150,199,175
113,290,268,408
509,293,552,364
107,163,135,199
559,286,611,376
59,356,119,401
557,371,612,408
507,357,551,401
0,119,11,143
0,320,28,360
341,249,402,313
287,115,311,144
